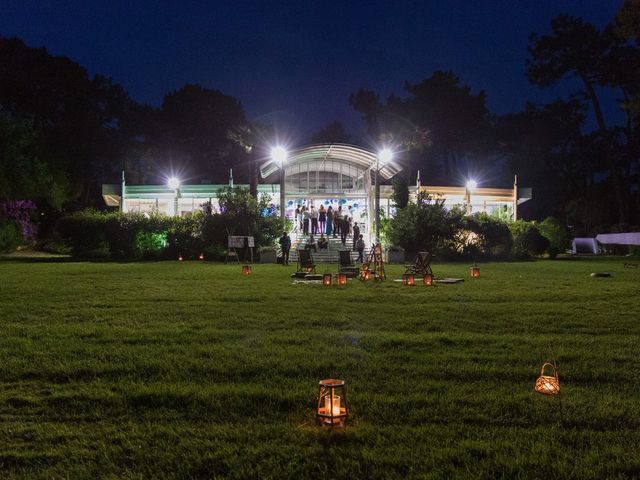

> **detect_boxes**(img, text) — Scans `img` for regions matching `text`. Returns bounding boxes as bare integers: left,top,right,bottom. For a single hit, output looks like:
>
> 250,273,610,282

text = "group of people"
279,227,367,265
294,204,359,247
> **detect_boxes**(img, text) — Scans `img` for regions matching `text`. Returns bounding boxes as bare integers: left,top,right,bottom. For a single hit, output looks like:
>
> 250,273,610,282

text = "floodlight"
271,146,288,166
168,177,180,189
378,148,393,165
466,179,477,191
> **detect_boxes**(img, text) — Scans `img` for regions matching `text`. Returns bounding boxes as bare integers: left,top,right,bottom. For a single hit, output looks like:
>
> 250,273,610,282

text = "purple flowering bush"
0,200,38,241
0,200,38,251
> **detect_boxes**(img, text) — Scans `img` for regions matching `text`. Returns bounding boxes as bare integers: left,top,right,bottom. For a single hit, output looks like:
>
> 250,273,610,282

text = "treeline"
351,7,640,231
1,2,639,244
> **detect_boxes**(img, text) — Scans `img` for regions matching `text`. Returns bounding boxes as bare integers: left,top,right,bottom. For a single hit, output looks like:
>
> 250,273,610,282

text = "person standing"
340,214,348,246
326,206,333,236
356,234,365,263
279,231,291,266
334,206,342,237
310,205,318,235
352,222,360,250
294,205,301,233
318,205,326,234
302,206,310,235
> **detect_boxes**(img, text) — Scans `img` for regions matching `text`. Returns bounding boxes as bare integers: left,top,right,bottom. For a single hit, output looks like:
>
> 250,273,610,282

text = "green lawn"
0,258,639,479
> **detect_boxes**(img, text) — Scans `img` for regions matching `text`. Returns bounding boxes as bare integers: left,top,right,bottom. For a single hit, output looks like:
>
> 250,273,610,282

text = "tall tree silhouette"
151,84,247,184
527,15,629,222
350,71,491,184
0,36,137,209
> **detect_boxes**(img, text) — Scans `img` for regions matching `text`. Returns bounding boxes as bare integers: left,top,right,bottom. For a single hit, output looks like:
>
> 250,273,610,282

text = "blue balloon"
353,203,359,209
288,200,293,206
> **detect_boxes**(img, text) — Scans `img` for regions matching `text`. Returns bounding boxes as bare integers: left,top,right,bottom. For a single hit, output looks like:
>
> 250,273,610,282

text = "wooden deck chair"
296,249,316,274
404,251,433,276
338,250,359,277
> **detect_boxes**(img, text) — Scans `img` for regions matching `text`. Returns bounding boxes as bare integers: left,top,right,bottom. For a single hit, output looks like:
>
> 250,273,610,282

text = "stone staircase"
289,235,356,264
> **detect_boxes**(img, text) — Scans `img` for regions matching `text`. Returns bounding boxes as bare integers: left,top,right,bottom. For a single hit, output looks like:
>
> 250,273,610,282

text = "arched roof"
260,143,403,181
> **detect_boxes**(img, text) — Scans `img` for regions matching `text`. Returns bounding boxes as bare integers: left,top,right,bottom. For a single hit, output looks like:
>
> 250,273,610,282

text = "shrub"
57,190,281,261
166,214,204,260
510,220,550,258
57,209,110,258
105,212,172,260
0,220,22,252
538,217,571,258
58,210,174,260
464,213,512,259
0,200,38,242
387,193,460,255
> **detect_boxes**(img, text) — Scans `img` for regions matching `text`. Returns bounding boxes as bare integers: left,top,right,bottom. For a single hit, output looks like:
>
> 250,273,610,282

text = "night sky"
2,1,622,140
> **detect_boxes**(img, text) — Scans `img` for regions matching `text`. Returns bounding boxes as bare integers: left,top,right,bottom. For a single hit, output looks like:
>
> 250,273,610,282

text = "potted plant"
386,245,405,264
259,245,277,263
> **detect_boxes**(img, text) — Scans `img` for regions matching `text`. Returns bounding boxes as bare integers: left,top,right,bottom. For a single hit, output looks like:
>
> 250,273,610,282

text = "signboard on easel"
227,236,255,263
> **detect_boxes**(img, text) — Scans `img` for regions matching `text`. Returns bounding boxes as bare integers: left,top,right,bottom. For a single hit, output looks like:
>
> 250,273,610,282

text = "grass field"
0,257,639,479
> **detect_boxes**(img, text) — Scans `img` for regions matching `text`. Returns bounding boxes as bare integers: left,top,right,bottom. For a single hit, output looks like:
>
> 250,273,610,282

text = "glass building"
102,143,531,241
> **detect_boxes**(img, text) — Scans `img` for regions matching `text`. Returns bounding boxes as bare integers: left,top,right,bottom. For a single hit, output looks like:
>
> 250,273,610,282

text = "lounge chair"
338,250,359,278
404,251,433,276
296,248,316,274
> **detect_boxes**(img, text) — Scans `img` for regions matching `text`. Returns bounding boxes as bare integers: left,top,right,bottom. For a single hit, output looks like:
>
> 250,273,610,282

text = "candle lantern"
199,253,204,261
470,266,480,277
178,254,183,261
402,273,415,286
317,379,348,427
337,273,347,285
423,273,434,286
242,264,252,275
535,362,560,395
323,273,333,286
362,269,371,281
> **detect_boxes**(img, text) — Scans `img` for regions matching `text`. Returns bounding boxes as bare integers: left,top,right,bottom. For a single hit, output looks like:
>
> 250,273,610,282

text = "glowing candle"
325,395,341,417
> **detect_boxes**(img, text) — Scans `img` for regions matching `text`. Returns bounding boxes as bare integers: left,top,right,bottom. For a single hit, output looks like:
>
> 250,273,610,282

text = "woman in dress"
318,205,326,234
326,206,333,236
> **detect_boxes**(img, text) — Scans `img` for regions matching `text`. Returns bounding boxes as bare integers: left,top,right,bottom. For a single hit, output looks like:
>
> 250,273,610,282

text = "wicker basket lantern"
535,362,560,395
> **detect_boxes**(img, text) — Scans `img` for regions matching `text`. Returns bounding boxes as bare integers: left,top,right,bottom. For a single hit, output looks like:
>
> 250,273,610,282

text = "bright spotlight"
378,148,393,165
271,146,288,166
168,177,180,189
466,179,477,191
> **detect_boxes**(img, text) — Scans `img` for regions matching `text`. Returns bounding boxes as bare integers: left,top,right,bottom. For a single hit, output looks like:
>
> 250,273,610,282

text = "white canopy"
259,143,403,181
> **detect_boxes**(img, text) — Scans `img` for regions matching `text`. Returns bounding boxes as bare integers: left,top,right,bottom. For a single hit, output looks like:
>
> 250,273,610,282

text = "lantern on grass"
362,269,371,281
470,266,480,277
535,362,560,395
323,273,333,286
242,264,252,275
317,379,348,427
337,273,347,285
423,273,434,286
402,273,415,286
178,253,183,261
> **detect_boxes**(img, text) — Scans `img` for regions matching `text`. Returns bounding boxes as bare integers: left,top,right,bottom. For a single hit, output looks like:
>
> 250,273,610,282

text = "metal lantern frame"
535,362,560,395
337,273,348,285
323,273,333,286
317,379,349,427
242,264,252,275
470,266,480,277
423,273,434,286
